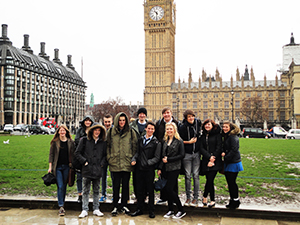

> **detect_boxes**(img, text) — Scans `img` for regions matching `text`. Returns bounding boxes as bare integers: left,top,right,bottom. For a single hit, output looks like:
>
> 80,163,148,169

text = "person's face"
58,127,66,137
187,114,195,124
222,124,230,133
138,113,146,122
145,124,155,137
118,116,126,129
103,117,112,130
204,122,213,132
163,110,172,122
84,119,92,128
93,128,101,138
166,124,175,137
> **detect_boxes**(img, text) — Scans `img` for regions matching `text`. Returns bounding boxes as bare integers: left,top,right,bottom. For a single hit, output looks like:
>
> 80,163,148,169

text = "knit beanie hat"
137,107,147,117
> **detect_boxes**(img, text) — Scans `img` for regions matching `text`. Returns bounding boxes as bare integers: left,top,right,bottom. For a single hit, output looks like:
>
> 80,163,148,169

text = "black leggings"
225,171,239,199
165,170,183,212
203,170,217,201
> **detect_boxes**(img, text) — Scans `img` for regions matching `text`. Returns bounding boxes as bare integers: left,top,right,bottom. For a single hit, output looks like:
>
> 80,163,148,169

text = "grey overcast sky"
1,0,300,105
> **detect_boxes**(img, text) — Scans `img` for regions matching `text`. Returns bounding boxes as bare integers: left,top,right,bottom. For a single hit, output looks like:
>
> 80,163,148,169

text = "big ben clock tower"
143,0,176,120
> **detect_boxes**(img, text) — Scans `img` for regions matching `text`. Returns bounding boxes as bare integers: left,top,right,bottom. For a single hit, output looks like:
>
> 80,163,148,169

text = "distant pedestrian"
75,123,107,218
221,121,243,209
48,125,75,216
157,122,186,219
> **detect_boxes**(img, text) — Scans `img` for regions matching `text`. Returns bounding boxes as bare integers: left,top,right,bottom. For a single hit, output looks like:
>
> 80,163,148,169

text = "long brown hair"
50,125,72,145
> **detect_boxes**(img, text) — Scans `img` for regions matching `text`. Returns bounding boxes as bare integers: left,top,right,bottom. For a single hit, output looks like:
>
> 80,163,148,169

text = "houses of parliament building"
143,0,300,129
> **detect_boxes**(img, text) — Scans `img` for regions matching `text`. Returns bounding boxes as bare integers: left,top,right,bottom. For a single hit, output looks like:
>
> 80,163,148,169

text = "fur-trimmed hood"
87,123,106,141
223,123,240,136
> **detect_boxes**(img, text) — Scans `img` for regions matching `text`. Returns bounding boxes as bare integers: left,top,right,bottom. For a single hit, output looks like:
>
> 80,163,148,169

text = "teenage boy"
179,109,202,207
131,121,161,218
75,123,107,218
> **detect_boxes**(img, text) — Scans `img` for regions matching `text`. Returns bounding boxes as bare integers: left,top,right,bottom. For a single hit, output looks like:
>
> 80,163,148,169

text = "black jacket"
158,138,185,172
74,115,95,148
179,118,201,154
199,126,222,172
132,136,161,171
154,117,179,143
222,124,241,164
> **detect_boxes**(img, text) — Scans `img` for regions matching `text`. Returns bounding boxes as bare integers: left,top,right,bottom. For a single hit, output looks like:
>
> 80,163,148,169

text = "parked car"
242,127,271,138
3,124,14,133
286,129,300,139
28,125,43,134
267,126,288,138
41,126,51,135
13,124,28,132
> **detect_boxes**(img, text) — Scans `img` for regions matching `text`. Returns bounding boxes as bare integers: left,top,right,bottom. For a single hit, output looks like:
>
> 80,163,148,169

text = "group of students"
48,107,243,219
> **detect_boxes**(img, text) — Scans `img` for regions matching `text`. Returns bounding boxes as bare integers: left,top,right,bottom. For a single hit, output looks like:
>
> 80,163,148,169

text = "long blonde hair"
163,122,181,141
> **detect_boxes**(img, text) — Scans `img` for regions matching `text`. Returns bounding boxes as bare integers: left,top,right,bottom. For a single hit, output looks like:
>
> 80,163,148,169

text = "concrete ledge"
0,198,299,222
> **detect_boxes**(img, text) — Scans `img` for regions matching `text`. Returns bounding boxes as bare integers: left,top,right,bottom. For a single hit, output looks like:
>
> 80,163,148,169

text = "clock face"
149,6,164,21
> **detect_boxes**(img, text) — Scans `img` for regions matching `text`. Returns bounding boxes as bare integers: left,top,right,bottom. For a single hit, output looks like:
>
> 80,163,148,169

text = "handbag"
219,159,225,175
68,168,75,187
42,173,56,186
199,159,207,176
154,177,167,191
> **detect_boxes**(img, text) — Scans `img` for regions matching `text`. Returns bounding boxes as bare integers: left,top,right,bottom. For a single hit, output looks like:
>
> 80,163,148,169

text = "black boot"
77,195,82,204
226,199,232,208
229,199,240,209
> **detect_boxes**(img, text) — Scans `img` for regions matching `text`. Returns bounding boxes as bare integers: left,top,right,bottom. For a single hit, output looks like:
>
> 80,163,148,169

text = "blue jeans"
76,172,82,194
101,165,108,197
82,177,100,211
183,151,200,200
56,164,69,207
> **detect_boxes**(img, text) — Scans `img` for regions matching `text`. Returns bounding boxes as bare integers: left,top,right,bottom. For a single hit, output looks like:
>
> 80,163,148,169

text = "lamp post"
177,97,180,120
231,89,234,123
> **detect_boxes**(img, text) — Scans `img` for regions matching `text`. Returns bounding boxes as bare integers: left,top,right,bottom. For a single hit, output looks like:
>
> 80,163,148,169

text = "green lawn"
0,135,299,202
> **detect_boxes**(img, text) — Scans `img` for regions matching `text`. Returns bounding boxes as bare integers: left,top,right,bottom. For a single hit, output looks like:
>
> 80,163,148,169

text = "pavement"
0,196,299,224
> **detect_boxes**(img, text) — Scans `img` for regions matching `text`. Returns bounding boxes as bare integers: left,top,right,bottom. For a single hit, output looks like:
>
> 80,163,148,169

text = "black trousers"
165,169,183,212
203,170,218,201
111,171,130,208
136,169,155,212
225,171,239,199
160,166,178,201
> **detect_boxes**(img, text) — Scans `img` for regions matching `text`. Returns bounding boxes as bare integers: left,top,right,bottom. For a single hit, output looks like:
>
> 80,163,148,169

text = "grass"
0,135,299,202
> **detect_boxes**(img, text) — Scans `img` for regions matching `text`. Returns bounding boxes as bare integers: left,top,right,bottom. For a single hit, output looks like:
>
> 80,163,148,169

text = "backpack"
72,137,87,171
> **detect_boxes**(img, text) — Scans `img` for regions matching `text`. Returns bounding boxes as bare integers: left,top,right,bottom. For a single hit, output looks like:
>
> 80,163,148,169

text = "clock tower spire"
143,0,176,120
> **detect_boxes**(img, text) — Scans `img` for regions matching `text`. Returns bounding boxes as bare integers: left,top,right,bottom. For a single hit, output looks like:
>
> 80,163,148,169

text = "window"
203,93,207,98
214,112,218,119
224,111,229,120
269,100,273,108
235,101,240,108
214,93,218,98
280,91,285,97
280,111,285,120
268,92,273,97
172,94,177,99
172,102,177,109
246,92,251,97
193,101,197,109
224,101,229,108
224,93,229,98
182,101,187,109
203,112,208,120
257,92,262,97
214,101,218,108
235,93,240,98
193,94,197,99
269,111,273,121
182,94,187,99
280,100,285,108
203,101,208,109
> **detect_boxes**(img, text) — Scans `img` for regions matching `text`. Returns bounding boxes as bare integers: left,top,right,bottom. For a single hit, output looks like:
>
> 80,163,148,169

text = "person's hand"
189,137,197,144
157,170,161,176
207,161,215,167
85,162,88,166
163,156,168,163
221,152,225,157
48,168,51,173
131,161,136,166
210,156,216,162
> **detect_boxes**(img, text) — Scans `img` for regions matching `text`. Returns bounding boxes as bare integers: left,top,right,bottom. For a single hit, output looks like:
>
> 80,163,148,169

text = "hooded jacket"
179,118,201,154
130,118,148,139
75,115,95,148
222,123,241,164
106,112,138,172
199,125,222,172
75,123,107,179
154,117,179,143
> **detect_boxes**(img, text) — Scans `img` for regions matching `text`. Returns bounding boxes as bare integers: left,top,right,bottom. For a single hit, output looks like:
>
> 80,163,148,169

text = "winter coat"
49,138,75,177
199,126,222,172
154,117,179,143
132,136,161,171
75,123,107,179
75,115,95,148
158,138,185,172
179,118,201,154
107,112,138,172
222,124,241,164
130,118,147,139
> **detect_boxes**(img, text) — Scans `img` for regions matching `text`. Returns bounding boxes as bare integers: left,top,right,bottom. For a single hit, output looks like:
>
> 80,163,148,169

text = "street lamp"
231,89,234,123
177,97,180,120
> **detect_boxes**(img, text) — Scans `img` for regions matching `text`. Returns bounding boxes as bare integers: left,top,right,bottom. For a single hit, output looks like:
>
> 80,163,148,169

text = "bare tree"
240,96,268,127
91,97,131,122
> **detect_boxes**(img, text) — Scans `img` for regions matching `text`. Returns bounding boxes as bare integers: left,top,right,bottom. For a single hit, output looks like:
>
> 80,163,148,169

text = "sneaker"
156,199,167,205
79,210,88,218
172,211,186,219
184,199,191,206
163,211,174,218
99,196,107,203
190,199,198,207
58,207,65,216
111,207,118,216
121,206,130,215
93,209,104,217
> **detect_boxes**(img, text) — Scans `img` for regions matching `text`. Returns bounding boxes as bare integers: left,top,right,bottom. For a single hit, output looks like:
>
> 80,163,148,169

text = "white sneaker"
79,210,88,218
163,211,174,218
93,209,104,217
